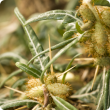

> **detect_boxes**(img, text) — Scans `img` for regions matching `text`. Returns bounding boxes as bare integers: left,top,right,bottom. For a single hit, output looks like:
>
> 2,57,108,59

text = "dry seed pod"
92,21,107,56
47,83,71,96
101,9,110,28
27,86,44,97
78,4,96,31
45,75,57,85
94,57,110,66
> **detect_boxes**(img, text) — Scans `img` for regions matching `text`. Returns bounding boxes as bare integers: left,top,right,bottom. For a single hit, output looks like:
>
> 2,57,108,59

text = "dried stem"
15,106,27,110
62,65,76,75
103,66,106,86
91,65,99,90
42,84,49,108
66,58,94,61
32,104,41,110
48,34,54,74
5,86,25,94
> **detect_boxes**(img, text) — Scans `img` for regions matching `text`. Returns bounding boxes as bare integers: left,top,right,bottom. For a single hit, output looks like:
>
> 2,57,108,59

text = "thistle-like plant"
23,0,110,109
13,7,83,110
1,0,110,110
0,6,82,110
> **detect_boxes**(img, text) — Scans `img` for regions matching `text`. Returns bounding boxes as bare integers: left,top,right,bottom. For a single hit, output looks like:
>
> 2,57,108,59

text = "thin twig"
48,34,54,74
91,65,99,90
32,104,41,110
15,106,27,110
103,66,106,86
5,86,25,94
57,65,76,78
66,58,94,61
62,65,76,75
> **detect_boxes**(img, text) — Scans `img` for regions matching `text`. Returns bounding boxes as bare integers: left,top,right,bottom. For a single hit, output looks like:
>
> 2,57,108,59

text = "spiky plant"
0,6,81,110
1,0,110,110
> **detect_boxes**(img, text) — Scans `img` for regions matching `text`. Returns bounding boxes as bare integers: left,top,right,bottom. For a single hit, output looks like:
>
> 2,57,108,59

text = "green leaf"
16,62,41,78
33,56,49,71
10,78,27,98
94,0,110,6
0,99,17,106
0,69,22,88
0,99,38,109
70,90,98,103
0,52,26,63
25,10,81,25
55,107,61,110
96,74,104,110
53,64,67,72
27,37,76,65
29,64,42,73
14,8,49,71
75,73,102,95
62,53,81,83
104,70,110,110
63,22,77,39
75,22,84,34
66,23,76,31
73,73,102,103
40,33,84,83
52,95,78,110
26,102,37,108
63,30,76,39
36,20,64,39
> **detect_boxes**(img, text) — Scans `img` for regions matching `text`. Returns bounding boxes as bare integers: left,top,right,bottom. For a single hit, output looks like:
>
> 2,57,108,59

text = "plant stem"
91,65,99,90
48,35,54,74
